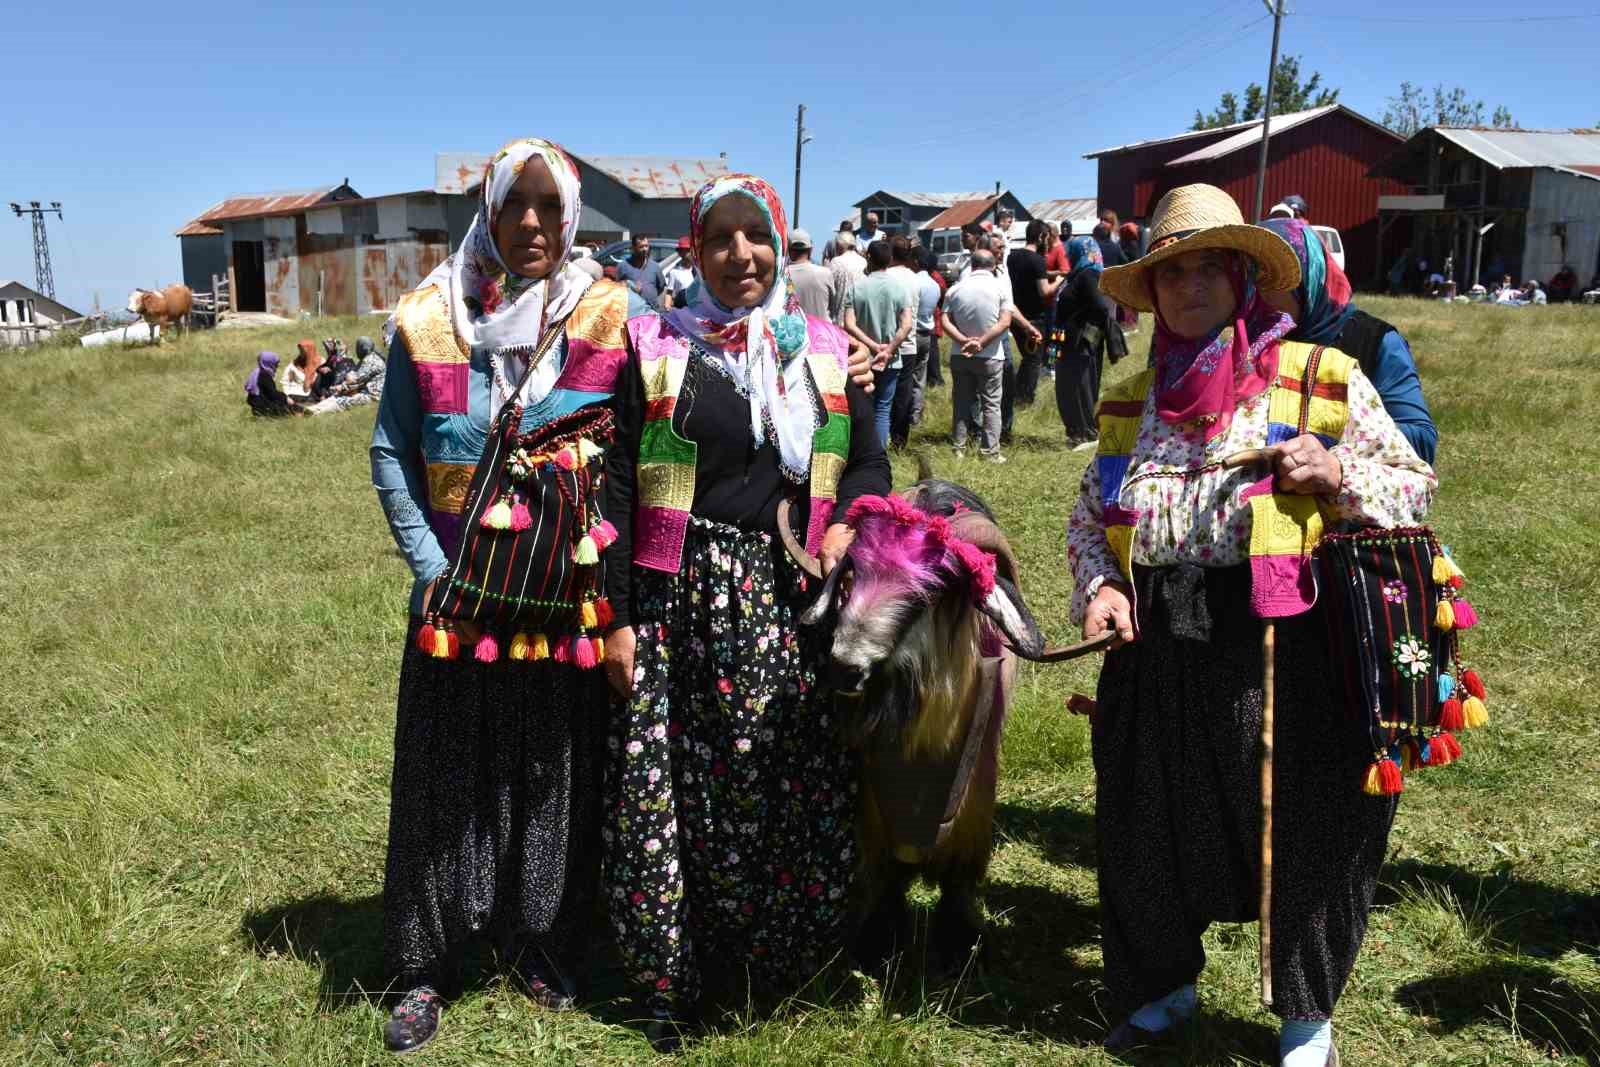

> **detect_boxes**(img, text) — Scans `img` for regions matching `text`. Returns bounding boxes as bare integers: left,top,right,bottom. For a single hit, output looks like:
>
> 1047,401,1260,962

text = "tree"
1192,56,1339,130
1382,82,1517,137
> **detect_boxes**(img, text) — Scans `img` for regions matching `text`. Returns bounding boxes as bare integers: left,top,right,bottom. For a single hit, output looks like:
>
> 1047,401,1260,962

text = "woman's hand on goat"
819,523,855,576
1084,580,1135,648
604,625,636,699
1273,433,1343,496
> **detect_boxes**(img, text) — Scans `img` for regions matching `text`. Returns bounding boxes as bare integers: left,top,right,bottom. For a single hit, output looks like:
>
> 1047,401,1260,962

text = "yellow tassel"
1435,599,1455,631
574,535,600,565
509,633,529,661
590,635,605,660
1432,554,1452,585
486,499,513,530
1362,762,1383,796
1462,695,1489,728
580,601,598,629
431,626,450,659
531,633,550,661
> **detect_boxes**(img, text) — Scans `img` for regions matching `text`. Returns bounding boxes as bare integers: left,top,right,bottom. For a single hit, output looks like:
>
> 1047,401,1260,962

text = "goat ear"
800,556,852,626
980,574,1044,659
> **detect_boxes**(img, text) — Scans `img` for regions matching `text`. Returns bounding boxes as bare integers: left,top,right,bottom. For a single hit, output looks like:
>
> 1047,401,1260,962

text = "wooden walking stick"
1259,620,1276,1010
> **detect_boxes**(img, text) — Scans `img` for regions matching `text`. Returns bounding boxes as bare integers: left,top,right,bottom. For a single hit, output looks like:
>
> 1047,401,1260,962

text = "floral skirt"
602,517,859,1016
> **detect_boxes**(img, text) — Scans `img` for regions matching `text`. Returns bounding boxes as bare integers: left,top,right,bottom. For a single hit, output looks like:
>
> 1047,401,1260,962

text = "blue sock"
1280,1019,1332,1066
1127,983,1196,1032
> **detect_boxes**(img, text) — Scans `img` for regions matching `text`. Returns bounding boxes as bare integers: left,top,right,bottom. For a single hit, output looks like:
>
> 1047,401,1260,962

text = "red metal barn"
1086,105,1408,288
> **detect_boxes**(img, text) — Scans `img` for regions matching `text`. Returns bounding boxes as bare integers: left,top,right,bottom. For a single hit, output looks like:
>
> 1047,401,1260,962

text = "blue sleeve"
369,335,450,602
1365,330,1438,465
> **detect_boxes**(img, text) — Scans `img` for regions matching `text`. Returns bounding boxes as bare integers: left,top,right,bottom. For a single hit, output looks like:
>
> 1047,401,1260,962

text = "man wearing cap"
786,229,835,322
662,236,696,309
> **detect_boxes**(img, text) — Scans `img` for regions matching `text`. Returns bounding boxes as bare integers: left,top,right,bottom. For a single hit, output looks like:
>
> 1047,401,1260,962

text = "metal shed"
1085,105,1407,286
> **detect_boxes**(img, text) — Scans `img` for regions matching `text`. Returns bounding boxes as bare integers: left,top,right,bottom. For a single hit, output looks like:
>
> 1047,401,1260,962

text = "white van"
1311,225,1345,272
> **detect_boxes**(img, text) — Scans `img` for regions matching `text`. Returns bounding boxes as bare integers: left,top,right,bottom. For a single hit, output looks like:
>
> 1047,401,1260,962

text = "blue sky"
3,0,1594,315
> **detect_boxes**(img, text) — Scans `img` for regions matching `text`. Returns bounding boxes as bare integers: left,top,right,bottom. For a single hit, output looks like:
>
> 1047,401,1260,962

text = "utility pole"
1252,0,1285,222
792,105,812,231
11,201,63,299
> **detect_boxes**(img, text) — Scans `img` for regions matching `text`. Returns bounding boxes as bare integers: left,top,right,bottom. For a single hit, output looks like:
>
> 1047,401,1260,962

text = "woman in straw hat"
1068,184,1436,1065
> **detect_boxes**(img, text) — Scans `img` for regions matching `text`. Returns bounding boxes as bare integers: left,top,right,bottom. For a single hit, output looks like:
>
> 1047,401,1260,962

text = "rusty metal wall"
299,233,357,316
262,216,299,318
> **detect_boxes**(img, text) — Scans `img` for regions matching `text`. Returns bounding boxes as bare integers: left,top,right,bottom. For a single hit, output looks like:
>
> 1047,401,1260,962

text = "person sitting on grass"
281,347,312,399
244,351,297,417
307,336,385,414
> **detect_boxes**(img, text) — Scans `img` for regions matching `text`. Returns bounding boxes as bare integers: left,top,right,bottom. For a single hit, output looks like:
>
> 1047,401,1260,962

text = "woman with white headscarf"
369,138,642,1053
599,173,890,1050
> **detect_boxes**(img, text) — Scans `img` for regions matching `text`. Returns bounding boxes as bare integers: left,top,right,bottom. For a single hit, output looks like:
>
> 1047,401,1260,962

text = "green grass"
1,300,1598,1065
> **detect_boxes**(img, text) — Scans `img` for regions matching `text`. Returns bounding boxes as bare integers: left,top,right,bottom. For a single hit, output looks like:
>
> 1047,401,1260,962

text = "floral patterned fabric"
602,517,858,1016
1068,365,1435,624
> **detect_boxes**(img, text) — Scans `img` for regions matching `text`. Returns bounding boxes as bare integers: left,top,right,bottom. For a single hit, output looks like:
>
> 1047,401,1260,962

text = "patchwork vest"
627,314,852,573
392,278,630,556
1094,340,1354,618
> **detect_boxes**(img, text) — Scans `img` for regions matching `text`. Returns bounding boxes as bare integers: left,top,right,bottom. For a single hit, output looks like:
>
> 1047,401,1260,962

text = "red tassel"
1449,574,1464,590
1377,757,1404,795
593,597,615,628
1401,737,1424,771
474,632,499,663
552,636,572,664
1438,696,1464,732
1453,600,1478,629
1461,669,1486,700
445,629,460,660
1426,731,1462,766
415,623,433,654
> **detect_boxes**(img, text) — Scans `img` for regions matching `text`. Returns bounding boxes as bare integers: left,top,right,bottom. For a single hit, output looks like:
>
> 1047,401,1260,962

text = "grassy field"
2,298,1598,1066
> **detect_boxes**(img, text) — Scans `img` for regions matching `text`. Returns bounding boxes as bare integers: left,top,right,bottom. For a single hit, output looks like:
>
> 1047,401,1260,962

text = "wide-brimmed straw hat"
1099,183,1300,312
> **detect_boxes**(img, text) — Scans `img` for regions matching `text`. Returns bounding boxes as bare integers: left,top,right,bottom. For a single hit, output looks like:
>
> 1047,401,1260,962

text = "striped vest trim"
629,313,852,574
1093,340,1353,618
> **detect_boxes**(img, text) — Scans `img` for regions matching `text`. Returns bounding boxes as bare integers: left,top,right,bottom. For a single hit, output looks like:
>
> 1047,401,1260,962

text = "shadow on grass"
242,892,389,1010
993,799,1097,869
1396,960,1600,1063
1378,859,1600,961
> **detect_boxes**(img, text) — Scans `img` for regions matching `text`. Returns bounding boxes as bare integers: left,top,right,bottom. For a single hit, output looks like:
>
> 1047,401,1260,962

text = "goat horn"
947,510,1020,585
1012,631,1117,663
776,498,824,580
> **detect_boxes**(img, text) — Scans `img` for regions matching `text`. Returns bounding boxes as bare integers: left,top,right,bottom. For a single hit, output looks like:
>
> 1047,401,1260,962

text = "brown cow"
127,284,193,343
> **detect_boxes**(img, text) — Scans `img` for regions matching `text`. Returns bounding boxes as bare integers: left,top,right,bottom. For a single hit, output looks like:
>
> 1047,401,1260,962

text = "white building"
0,280,82,346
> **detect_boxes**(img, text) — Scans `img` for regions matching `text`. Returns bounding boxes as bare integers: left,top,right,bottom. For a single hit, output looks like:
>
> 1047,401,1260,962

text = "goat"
781,479,1108,973
127,284,192,344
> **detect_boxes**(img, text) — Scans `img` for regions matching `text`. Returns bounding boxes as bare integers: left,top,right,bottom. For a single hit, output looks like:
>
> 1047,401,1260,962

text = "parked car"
591,238,682,274
1311,225,1345,273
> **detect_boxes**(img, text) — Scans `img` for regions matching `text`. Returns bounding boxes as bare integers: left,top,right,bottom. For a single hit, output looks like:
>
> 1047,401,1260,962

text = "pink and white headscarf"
398,138,591,404
663,173,817,483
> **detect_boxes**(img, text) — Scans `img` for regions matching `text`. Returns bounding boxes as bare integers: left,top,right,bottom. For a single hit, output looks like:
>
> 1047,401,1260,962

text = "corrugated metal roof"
856,190,994,208
1428,127,1600,180
1164,105,1401,166
433,151,730,199
925,197,1001,229
173,185,360,235
175,219,224,237
1028,197,1098,223
581,155,730,199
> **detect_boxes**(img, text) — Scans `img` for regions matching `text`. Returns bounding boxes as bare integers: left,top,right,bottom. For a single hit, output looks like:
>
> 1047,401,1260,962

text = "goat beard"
849,597,982,761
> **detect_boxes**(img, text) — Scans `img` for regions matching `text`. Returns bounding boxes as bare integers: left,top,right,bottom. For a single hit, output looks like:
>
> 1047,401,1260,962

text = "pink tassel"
598,519,618,544
1453,599,1478,629
474,632,499,663
574,635,597,669
510,501,532,532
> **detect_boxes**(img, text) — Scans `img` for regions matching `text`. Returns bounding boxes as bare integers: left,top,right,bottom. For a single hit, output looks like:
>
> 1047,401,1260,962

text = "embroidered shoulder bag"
417,318,618,668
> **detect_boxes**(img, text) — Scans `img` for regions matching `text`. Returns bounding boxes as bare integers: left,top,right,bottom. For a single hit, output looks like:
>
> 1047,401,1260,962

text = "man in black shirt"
1006,219,1062,408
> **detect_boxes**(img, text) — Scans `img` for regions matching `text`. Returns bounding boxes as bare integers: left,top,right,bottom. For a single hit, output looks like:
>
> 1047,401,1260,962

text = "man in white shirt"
786,229,835,322
855,211,886,252
827,231,867,323
662,236,696,309
941,249,1015,462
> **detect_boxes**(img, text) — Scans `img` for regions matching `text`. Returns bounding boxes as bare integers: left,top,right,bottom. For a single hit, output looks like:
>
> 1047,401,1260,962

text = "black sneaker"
645,1012,691,1054
383,985,441,1054
521,967,577,1012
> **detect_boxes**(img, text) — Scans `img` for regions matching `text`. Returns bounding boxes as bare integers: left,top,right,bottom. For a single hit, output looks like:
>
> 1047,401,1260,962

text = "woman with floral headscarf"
1069,185,1435,1067
1049,235,1120,447
600,173,890,1050
368,138,644,1053
1257,217,1437,463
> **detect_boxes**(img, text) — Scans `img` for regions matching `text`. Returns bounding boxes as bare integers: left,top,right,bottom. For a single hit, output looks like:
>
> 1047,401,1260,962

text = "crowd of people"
319,133,1446,1067
244,335,386,417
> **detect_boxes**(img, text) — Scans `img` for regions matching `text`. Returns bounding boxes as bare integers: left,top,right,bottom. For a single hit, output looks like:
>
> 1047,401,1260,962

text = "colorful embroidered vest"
1093,340,1353,618
627,314,852,573
393,278,630,556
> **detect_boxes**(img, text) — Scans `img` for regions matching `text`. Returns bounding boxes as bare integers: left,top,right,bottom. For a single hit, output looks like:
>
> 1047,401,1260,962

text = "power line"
1291,10,1599,21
